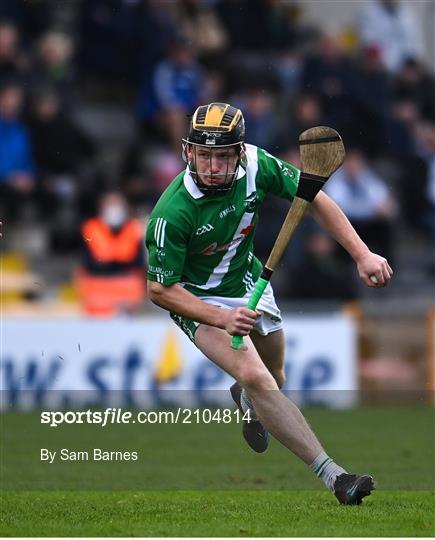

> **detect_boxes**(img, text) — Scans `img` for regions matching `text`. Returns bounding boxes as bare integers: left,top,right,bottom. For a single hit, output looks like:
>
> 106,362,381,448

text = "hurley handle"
231,126,345,352
231,276,270,350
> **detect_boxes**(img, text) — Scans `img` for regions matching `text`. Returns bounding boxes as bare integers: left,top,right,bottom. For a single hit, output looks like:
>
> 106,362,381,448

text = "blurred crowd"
0,0,434,312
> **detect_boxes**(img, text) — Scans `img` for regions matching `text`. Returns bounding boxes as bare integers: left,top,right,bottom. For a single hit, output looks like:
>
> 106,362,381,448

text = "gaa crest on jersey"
244,191,258,212
156,249,166,263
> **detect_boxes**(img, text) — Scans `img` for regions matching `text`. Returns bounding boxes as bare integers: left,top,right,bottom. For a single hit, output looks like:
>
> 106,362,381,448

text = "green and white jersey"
146,144,300,298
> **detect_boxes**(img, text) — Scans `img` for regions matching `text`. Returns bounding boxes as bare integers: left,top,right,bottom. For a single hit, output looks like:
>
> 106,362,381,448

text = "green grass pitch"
1,405,434,536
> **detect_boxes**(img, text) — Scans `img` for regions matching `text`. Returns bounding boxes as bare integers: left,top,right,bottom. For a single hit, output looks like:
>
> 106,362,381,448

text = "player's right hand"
224,307,259,336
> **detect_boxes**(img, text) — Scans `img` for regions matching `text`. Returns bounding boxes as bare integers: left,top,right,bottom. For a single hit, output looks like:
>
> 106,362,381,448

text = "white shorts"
170,283,283,342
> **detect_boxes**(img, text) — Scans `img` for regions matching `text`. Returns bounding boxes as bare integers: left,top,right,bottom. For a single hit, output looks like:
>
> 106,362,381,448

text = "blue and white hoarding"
1,314,357,409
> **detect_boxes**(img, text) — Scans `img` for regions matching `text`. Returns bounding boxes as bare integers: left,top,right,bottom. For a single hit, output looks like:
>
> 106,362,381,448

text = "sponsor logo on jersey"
219,205,236,219
148,265,174,277
244,192,258,212
200,225,254,256
240,225,254,235
195,224,214,236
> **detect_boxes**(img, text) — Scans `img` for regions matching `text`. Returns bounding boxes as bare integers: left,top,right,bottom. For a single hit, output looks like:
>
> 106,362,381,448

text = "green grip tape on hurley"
231,277,269,350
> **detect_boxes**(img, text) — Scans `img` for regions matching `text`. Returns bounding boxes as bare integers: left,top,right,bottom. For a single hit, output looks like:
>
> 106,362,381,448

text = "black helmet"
182,103,245,195
185,102,245,146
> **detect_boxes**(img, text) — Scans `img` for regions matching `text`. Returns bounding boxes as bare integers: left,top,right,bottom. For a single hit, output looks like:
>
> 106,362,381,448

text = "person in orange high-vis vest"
75,191,146,316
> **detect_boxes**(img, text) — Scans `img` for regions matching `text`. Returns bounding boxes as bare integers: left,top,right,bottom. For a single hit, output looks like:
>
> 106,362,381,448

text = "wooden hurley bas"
232,126,346,351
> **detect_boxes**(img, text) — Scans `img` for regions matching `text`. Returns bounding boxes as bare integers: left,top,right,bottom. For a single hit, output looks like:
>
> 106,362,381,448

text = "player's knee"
238,365,277,392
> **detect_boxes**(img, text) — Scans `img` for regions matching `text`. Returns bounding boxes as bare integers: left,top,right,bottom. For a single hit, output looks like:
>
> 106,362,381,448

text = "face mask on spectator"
101,205,127,228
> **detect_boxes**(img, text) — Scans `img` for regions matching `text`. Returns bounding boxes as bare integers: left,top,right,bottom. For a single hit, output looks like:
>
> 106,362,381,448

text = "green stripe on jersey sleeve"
257,147,300,200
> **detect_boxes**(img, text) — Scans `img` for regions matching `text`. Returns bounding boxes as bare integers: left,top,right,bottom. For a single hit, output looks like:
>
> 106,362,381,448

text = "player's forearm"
309,191,370,262
148,282,227,329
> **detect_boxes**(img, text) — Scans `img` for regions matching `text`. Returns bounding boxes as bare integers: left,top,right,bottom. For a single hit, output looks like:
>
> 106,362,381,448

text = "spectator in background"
353,45,391,118
256,0,298,51
216,0,296,52
121,142,155,210
0,1,53,40
75,191,146,317
393,57,435,118
400,118,435,272
139,1,179,74
136,34,203,151
236,88,278,151
27,85,96,250
27,85,94,179
384,96,419,157
0,80,35,222
326,148,397,264
357,0,423,73
78,0,152,86
146,150,183,201
350,45,391,157
121,144,182,211
301,33,356,134
272,49,302,98
176,0,228,63
32,30,77,110
0,20,27,83
277,91,324,151
290,221,358,302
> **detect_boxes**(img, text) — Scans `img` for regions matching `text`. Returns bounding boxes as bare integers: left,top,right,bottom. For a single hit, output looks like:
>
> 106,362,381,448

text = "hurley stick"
232,126,346,350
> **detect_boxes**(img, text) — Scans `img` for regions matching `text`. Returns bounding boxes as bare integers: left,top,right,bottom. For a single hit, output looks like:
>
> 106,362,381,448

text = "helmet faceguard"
182,103,245,195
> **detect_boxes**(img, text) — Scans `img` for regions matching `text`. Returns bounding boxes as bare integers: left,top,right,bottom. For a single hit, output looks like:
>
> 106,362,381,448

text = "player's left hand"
356,251,393,288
